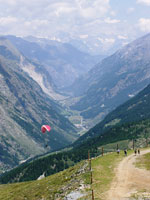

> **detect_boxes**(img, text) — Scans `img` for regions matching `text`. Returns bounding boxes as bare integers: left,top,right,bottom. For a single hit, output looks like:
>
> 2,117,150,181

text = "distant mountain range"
68,34,128,56
70,33,150,127
5,35,102,91
0,37,78,171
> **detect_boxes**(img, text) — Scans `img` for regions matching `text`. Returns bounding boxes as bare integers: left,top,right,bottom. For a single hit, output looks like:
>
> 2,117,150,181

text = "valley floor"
106,149,150,200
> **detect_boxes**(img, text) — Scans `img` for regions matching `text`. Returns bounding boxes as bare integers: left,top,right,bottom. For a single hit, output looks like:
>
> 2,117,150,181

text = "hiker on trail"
134,149,137,155
138,149,140,155
117,149,120,155
124,149,127,156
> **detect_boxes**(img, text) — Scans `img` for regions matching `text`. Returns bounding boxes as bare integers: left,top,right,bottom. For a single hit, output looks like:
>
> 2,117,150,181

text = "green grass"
91,150,133,200
130,149,150,199
0,161,90,200
136,152,150,170
104,118,121,128
99,139,130,152
0,149,136,200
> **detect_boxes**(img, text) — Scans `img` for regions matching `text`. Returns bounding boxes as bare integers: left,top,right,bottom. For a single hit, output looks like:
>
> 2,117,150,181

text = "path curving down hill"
106,149,150,200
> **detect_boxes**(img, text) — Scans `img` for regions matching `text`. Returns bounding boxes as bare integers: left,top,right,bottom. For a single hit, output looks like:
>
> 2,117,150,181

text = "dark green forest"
75,83,150,145
0,118,150,184
1,83,150,184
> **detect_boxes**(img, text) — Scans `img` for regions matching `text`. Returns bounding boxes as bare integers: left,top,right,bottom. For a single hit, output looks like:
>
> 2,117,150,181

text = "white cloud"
136,0,150,6
0,0,111,36
0,16,17,25
48,2,76,17
0,0,17,6
79,34,88,39
76,0,110,19
118,35,128,40
0,0,146,55
24,19,49,33
110,11,116,16
138,18,150,32
50,36,61,42
105,38,115,44
104,17,120,24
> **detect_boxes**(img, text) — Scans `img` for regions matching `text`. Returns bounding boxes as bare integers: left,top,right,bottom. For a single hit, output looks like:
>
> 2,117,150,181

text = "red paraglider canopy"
41,125,51,133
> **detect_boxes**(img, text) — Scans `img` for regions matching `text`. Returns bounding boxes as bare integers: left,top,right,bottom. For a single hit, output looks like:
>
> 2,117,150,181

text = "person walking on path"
138,149,140,155
107,149,150,200
117,149,120,155
124,149,127,156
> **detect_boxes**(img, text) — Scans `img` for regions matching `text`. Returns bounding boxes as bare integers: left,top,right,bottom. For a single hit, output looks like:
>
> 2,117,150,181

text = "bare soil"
106,149,150,200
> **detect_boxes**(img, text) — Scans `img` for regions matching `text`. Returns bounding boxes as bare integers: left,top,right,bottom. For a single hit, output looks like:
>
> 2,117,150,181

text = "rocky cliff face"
0,38,78,171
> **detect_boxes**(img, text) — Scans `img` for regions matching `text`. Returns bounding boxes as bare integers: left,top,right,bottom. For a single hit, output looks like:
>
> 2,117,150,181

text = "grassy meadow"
90,150,133,200
0,149,129,200
135,152,150,170
0,149,138,200
0,161,90,200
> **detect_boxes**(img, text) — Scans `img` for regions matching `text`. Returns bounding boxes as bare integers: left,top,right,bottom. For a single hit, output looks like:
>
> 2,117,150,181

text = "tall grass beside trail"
91,150,133,200
135,151,150,170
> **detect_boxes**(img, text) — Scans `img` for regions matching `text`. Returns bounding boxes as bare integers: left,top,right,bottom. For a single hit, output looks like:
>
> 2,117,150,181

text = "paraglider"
41,125,51,148
41,125,51,133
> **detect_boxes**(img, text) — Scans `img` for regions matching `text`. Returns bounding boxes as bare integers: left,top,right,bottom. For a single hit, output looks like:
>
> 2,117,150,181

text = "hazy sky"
0,0,150,53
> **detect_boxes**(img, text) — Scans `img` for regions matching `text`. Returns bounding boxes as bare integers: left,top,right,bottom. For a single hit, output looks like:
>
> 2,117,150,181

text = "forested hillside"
0,37,78,171
1,82,150,183
75,83,150,145
0,118,149,184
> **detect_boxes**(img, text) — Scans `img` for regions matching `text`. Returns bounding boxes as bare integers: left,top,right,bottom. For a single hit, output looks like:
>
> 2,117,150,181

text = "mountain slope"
1,80,150,183
0,160,90,200
1,117,150,184
1,36,65,100
6,35,100,90
0,38,78,171
70,33,150,126
74,83,150,145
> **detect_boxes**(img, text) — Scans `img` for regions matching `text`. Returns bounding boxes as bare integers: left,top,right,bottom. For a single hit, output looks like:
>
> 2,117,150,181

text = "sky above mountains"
0,0,150,54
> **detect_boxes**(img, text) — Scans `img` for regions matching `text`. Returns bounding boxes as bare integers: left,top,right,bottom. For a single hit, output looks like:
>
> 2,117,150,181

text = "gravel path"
106,149,150,200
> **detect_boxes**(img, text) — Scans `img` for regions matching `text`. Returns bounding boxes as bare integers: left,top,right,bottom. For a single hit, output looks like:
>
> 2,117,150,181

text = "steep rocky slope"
0,38,78,171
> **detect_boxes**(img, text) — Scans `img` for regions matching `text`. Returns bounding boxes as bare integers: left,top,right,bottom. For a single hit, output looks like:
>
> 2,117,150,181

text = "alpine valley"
1,32,150,184
69,33,150,128
1,60,150,185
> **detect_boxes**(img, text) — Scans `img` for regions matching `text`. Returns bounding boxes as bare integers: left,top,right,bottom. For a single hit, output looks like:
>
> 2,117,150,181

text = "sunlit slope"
0,150,142,200
0,37,78,170
0,161,90,200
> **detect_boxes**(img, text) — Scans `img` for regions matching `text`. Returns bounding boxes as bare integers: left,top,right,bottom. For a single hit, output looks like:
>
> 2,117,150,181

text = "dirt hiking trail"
106,149,150,200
